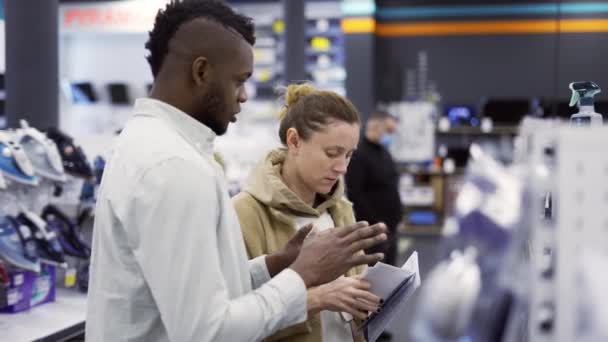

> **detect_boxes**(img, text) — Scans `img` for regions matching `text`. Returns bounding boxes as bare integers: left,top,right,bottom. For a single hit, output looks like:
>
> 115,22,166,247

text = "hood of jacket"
243,148,345,217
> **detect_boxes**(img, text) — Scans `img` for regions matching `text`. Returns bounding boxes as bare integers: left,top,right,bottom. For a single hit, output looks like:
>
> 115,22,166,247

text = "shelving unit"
394,123,518,237
0,288,87,342
396,166,452,236
272,16,346,95
436,126,519,136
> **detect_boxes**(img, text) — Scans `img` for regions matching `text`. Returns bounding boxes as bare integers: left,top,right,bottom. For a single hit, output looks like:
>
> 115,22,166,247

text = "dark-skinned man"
85,2,387,342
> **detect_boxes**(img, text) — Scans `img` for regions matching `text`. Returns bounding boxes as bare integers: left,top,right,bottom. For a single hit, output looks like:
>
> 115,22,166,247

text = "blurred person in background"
234,84,383,342
345,111,402,267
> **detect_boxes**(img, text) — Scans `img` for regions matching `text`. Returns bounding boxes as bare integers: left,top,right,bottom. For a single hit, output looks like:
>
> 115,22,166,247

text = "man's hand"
308,276,382,320
290,221,387,288
265,224,313,277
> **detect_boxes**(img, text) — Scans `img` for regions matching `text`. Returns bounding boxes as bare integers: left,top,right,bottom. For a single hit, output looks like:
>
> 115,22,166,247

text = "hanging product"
0,132,38,186
0,216,40,273
46,128,93,179
14,120,66,183
17,211,66,267
41,205,90,259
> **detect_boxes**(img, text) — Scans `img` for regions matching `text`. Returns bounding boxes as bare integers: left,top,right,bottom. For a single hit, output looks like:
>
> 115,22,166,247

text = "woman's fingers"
332,299,368,320
353,298,380,313
355,297,381,312
347,287,382,306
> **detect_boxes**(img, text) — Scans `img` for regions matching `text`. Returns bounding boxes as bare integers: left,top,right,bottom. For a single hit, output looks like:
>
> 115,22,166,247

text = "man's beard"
198,84,229,136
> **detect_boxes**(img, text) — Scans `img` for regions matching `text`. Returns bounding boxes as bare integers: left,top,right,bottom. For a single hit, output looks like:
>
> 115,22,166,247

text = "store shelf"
305,47,342,56
306,28,343,37
0,288,87,342
436,126,519,136
400,223,444,236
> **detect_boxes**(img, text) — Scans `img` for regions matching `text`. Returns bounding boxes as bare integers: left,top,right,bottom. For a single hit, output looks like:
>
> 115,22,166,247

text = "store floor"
384,236,443,341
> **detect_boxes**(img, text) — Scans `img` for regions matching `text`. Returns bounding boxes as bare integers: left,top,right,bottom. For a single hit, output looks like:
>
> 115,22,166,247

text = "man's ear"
192,56,209,86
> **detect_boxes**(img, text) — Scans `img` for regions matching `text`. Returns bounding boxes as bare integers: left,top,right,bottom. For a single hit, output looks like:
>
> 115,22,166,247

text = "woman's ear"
286,128,300,152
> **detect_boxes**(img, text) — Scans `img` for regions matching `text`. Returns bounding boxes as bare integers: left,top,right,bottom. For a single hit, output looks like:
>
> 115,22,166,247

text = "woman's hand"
307,276,382,320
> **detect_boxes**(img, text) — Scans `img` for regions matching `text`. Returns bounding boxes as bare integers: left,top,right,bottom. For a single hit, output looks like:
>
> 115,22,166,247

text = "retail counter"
0,288,87,342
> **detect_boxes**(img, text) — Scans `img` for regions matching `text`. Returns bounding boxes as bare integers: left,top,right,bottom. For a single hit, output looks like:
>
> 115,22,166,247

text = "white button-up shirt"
86,98,307,342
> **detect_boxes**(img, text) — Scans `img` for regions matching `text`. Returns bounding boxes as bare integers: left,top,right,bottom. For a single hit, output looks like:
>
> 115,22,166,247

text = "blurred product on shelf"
412,144,523,342
42,205,91,260
0,131,38,186
46,128,94,180
0,121,97,312
0,260,9,286
14,120,66,183
0,215,41,273
16,210,65,268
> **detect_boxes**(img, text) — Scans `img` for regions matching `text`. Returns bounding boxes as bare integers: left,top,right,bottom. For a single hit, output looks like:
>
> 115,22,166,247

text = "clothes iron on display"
0,260,8,310
77,261,90,293
8,215,40,267
42,205,90,259
46,128,93,179
0,216,41,273
0,169,6,190
0,132,39,186
13,120,66,183
17,211,66,268
0,260,9,285
93,155,106,185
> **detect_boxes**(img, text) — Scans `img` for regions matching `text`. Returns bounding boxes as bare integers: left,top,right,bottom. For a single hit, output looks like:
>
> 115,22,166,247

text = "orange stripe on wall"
377,19,556,36
369,18,608,36
560,18,608,32
342,17,376,33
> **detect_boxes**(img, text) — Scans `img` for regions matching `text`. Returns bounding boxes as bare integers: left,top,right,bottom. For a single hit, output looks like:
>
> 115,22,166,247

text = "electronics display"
107,83,130,105
445,105,479,127
70,82,97,104
482,99,530,126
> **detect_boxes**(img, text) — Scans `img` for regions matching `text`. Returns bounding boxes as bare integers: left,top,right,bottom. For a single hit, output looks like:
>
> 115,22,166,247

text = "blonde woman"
234,84,382,342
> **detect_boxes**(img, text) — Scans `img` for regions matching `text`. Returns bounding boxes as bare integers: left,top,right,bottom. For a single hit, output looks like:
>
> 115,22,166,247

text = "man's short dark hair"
145,0,256,78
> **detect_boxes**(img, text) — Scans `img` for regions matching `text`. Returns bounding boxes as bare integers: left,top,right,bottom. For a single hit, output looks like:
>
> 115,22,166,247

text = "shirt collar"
133,98,216,154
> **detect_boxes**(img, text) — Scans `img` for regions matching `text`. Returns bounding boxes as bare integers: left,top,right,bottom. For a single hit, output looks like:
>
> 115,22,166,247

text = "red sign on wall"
61,1,168,33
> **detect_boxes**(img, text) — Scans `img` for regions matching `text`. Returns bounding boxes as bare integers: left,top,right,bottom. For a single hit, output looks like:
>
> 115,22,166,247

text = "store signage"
60,0,170,33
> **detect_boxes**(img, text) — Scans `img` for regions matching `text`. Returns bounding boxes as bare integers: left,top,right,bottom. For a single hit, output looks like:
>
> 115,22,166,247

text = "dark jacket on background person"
345,137,402,265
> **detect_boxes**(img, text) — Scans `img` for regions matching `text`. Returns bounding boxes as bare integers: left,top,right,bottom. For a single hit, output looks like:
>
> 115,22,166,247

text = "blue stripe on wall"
342,1,376,17
376,2,608,20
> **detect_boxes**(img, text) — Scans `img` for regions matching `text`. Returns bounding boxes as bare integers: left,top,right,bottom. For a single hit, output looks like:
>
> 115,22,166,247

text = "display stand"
0,288,87,342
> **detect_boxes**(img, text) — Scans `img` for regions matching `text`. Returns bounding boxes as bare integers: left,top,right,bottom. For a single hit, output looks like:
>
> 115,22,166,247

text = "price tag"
14,274,24,286
65,268,77,287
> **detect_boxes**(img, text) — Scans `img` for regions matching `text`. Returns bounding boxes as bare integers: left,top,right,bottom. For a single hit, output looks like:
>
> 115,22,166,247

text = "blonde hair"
278,83,360,145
